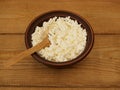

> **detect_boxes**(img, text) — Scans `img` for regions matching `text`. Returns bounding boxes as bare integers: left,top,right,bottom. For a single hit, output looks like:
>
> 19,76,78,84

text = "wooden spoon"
4,35,50,68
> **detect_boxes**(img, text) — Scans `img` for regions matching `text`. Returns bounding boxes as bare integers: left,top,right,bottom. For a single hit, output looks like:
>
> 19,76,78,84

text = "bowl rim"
25,10,94,67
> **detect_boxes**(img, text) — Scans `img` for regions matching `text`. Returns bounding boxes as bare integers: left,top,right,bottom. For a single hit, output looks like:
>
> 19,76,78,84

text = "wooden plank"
0,35,120,87
0,87,119,90
0,35,25,51
0,0,120,34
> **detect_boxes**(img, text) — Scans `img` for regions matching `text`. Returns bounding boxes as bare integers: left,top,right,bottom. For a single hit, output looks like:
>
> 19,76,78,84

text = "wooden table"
0,0,120,90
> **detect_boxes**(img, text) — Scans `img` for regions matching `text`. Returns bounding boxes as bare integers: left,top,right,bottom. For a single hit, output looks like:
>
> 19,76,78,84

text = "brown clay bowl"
25,10,94,68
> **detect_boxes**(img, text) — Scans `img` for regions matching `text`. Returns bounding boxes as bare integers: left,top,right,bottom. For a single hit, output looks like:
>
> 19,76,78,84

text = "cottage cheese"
31,16,87,62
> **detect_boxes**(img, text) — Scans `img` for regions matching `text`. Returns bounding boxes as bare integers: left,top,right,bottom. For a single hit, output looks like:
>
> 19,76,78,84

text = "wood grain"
0,0,120,34
0,35,120,87
5,36,50,68
0,87,119,90
0,0,120,89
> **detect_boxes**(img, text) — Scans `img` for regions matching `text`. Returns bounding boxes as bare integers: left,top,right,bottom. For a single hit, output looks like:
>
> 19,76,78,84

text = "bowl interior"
25,10,94,67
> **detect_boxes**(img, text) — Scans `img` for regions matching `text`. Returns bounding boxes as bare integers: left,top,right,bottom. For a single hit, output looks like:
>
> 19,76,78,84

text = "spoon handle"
5,37,50,68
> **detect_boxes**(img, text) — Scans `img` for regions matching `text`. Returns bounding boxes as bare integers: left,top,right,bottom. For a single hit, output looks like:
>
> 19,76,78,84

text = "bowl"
25,10,94,67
